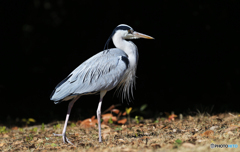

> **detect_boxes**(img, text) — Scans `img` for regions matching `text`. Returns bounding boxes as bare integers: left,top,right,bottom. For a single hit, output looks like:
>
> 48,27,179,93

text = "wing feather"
50,49,129,102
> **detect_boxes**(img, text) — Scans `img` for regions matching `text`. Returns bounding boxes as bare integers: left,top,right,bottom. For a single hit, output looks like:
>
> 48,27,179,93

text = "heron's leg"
53,96,80,145
97,91,107,143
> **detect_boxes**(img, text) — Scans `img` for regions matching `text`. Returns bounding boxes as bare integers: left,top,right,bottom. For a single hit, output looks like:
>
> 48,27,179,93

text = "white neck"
112,32,138,68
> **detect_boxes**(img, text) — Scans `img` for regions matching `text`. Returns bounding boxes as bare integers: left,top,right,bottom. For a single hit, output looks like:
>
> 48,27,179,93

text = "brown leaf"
168,114,177,121
182,143,195,148
201,130,214,137
221,116,237,124
13,140,23,145
0,143,5,147
188,116,193,121
117,118,127,124
102,104,121,114
163,126,168,129
3,134,9,138
137,139,144,144
210,115,218,119
36,139,44,143
112,109,120,114
223,125,240,132
122,112,127,116
226,131,234,135
151,143,161,149
121,125,127,130
102,113,117,123
91,115,96,120
80,118,98,128
102,132,110,140
11,126,18,130
118,139,125,143
192,133,199,137
101,124,110,129
141,136,150,140
76,120,82,126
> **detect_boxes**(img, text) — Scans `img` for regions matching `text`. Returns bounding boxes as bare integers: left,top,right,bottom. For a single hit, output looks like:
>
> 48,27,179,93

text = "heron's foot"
53,133,74,145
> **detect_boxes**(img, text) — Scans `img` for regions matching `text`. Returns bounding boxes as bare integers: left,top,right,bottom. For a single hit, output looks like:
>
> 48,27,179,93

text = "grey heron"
50,24,154,144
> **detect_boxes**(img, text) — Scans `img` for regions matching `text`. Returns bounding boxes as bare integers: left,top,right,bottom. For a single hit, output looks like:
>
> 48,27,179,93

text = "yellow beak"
133,31,154,39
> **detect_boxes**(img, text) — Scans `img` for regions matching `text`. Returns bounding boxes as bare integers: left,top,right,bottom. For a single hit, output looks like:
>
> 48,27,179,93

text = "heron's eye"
128,29,132,34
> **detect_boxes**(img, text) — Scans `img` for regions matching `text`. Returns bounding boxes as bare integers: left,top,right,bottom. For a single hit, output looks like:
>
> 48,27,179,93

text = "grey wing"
50,48,129,102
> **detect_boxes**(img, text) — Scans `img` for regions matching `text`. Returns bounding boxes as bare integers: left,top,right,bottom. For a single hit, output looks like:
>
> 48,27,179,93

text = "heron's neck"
112,35,138,68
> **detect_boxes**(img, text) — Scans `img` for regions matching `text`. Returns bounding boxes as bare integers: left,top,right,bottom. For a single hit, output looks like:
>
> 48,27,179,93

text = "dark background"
1,0,240,125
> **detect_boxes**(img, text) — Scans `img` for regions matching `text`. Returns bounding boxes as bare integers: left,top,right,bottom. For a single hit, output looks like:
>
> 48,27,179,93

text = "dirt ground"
1,112,240,152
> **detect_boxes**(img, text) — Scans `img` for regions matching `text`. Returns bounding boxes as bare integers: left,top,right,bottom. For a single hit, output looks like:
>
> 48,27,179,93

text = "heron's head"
104,24,154,51
112,24,154,40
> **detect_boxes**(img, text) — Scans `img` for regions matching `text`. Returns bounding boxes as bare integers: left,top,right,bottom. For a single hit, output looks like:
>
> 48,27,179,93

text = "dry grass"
1,113,240,151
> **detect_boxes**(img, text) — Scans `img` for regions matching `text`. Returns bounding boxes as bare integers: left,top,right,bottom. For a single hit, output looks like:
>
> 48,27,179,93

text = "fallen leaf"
137,139,144,144
91,115,95,120
221,117,236,124
102,104,120,114
229,113,237,117
201,130,214,138
102,133,110,140
102,113,117,123
188,116,193,121
193,133,199,137
226,131,234,135
182,143,195,148
121,148,133,152
0,143,5,147
13,140,23,145
141,136,150,140
11,126,18,130
151,143,161,148
118,139,125,143
101,124,110,129
223,125,240,132
112,109,120,114
3,134,9,138
117,118,127,124
76,120,82,126
122,112,127,116
168,114,177,121
121,125,127,129
36,139,44,143
102,127,111,134
209,126,219,131
196,139,208,143
210,115,218,119
80,118,98,128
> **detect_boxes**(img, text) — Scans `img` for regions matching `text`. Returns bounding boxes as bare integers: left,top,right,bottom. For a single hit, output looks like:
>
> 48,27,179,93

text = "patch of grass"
41,123,45,131
71,123,76,127
0,126,7,133
32,127,38,132
108,117,113,124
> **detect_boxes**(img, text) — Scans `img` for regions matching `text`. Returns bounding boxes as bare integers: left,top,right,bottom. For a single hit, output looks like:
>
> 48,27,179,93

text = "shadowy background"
1,0,239,125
